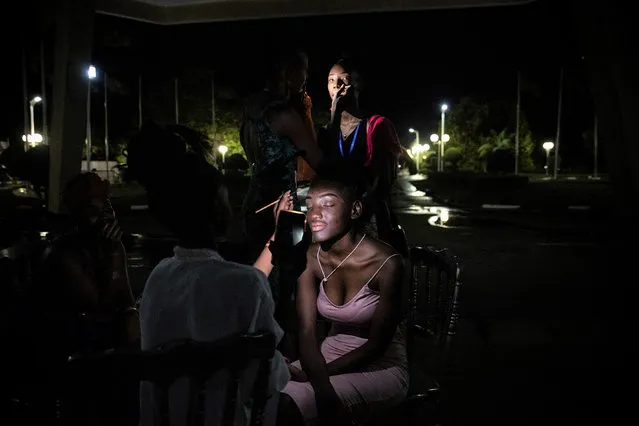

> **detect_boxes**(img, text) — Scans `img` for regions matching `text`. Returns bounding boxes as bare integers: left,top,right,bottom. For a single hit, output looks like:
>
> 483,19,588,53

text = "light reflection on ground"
396,204,471,229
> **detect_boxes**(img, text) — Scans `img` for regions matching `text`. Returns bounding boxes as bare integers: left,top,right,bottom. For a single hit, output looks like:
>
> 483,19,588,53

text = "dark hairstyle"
267,49,308,85
310,163,366,204
126,123,230,238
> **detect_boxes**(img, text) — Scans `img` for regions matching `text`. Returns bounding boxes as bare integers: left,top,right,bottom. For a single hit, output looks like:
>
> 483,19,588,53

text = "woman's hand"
101,219,123,248
331,85,350,111
330,85,351,125
273,190,293,227
288,364,308,382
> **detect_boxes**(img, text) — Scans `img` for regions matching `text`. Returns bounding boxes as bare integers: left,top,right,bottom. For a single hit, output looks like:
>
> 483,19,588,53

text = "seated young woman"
278,171,408,426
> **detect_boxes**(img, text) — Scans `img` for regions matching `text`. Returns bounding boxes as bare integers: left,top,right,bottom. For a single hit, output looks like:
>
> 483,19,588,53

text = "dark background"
1,0,594,168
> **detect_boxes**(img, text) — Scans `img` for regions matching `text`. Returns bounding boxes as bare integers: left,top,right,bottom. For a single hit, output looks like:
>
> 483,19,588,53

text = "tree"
443,146,463,171
442,97,489,171
177,69,245,161
442,97,536,173
478,129,512,172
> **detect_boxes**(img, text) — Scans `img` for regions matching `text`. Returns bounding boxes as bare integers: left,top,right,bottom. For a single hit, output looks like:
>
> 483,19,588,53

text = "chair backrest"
67,331,276,426
406,246,462,372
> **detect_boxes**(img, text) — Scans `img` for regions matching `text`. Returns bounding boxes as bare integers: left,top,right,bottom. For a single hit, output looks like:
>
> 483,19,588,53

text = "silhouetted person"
127,124,290,426
240,50,323,262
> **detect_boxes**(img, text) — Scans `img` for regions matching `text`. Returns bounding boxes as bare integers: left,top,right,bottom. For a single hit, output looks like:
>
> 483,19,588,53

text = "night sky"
1,0,595,169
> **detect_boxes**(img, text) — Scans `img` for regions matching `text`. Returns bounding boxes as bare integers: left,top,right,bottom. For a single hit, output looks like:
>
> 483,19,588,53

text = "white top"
139,246,290,426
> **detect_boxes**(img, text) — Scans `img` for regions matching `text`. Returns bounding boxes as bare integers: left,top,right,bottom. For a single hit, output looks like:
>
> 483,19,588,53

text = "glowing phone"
274,210,307,248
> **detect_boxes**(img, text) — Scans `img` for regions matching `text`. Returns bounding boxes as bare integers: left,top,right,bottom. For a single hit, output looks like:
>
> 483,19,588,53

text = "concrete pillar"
48,0,95,213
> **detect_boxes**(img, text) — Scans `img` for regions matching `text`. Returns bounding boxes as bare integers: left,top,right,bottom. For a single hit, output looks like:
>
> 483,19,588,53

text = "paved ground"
397,212,610,425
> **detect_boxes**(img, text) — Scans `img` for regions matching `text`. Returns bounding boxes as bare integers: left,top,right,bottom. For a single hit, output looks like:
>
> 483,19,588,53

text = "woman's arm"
326,255,404,376
268,107,323,170
253,191,293,277
297,251,333,393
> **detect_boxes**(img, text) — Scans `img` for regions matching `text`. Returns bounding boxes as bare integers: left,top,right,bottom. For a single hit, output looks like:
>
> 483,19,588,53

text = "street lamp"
409,128,420,145
22,133,43,146
439,103,449,172
86,65,97,172
542,141,554,175
87,66,97,79
29,96,42,139
410,143,424,171
218,144,228,164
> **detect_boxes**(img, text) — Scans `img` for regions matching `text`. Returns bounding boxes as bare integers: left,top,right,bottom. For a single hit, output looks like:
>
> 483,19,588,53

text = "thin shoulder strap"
365,253,401,286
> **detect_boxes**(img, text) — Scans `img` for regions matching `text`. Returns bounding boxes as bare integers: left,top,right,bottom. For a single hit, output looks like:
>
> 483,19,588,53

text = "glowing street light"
85,65,97,171
408,127,421,158
22,133,43,145
439,103,449,171
87,66,97,80
542,141,554,175
218,144,229,163
409,128,420,146
430,133,439,143
29,96,42,138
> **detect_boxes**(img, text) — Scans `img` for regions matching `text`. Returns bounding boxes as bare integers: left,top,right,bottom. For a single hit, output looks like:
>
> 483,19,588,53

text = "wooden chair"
363,245,462,426
66,331,277,426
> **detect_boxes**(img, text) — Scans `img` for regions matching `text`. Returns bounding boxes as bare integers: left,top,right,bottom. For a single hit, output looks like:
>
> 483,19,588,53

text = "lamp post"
430,133,450,171
409,128,420,146
86,65,96,172
422,144,430,169
410,144,421,171
439,104,448,172
104,71,110,182
218,144,228,164
29,96,42,138
409,128,420,171
542,141,554,176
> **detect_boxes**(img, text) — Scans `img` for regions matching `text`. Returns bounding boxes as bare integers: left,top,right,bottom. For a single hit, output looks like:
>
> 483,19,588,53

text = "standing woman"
319,58,406,254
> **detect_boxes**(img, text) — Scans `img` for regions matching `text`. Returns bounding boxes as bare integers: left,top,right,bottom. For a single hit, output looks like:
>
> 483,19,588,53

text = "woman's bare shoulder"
364,236,400,259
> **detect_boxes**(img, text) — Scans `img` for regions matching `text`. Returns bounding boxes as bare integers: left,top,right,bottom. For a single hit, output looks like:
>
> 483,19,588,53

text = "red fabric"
365,115,402,167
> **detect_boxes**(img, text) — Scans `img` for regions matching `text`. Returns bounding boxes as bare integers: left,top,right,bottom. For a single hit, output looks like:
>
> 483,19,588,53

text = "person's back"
139,247,289,426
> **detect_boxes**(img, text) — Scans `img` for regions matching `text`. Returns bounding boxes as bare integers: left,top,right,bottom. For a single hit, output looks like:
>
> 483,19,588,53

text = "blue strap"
338,122,361,157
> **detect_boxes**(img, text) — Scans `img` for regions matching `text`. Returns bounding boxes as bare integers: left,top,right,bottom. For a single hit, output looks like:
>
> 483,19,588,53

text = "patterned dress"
240,90,300,258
